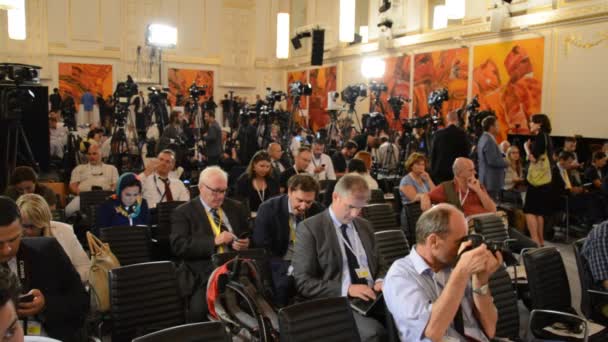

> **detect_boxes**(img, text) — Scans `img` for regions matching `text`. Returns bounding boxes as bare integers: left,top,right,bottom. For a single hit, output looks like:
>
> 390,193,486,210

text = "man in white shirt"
140,149,190,208
49,114,67,159
376,136,400,173
306,139,336,181
65,144,119,216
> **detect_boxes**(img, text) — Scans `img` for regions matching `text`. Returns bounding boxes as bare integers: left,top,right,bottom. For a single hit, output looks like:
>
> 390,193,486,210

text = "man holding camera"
384,204,502,341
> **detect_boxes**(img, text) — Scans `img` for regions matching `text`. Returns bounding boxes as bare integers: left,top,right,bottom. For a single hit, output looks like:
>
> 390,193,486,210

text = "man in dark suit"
203,111,222,166
292,174,388,342
253,174,324,306
477,116,508,200
0,197,88,342
430,110,471,184
171,166,251,322
268,142,290,181
279,146,313,192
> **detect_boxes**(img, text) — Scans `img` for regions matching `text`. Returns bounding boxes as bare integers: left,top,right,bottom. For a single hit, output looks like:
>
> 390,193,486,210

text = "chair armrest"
588,289,608,297
529,309,589,342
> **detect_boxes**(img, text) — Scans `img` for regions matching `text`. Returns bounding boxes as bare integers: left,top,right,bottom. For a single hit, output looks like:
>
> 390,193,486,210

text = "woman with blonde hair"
16,194,90,283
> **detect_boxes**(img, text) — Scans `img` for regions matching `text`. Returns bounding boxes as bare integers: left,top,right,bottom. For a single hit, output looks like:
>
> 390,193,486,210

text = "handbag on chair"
87,231,120,312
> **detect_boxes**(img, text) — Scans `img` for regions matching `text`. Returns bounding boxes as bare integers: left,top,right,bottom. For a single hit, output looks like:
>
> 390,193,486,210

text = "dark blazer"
291,210,388,299
279,167,298,190
235,173,280,212
253,194,324,258
96,197,150,229
170,197,250,285
477,132,508,193
430,124,470,183
204,121,222,158
17,237,89,342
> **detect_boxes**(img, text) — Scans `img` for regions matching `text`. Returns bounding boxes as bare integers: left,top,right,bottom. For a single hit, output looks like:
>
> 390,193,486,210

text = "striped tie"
210,208,226,232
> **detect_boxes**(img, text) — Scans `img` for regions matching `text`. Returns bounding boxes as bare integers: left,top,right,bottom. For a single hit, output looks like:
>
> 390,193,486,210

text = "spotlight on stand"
379,0,391,13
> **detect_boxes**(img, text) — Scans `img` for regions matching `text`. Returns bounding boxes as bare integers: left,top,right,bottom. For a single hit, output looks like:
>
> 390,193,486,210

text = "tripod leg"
17,125,40,172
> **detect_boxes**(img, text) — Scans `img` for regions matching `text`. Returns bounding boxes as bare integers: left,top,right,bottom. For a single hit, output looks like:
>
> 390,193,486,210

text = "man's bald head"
452,157,476,179
446,110,459,125
267,143,283,160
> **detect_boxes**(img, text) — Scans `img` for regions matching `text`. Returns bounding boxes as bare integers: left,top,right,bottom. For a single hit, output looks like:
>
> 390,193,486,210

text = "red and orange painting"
473,37,544,141
309,66,337,132
58,63,113,106
412,48,469,120
370,55,412,131
167,68,214,106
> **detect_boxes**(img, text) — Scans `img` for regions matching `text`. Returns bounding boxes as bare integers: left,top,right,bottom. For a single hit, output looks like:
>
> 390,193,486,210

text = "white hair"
198,166,228,186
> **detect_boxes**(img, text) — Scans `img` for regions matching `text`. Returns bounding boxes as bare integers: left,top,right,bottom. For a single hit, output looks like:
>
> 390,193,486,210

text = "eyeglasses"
202,183,228,195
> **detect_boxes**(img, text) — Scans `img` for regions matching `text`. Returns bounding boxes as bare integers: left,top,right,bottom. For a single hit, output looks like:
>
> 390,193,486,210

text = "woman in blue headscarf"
96,172,150,228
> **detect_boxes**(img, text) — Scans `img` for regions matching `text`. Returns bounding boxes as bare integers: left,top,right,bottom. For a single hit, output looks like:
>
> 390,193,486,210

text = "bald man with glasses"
170,166,251,322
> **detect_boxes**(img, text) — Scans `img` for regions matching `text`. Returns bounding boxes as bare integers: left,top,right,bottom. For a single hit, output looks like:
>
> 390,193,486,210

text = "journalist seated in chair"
140,149,191,209
384,204,502,342
292,174,388,342
4,166,57,210
582,220,608,292
0,197,89,342
399,152,435,207
16,194,90,283
235,150,280,212
65,143,119,217
96,173,150,228
171,166,251,322
347,159,379,190
253,174,324,307
422,158,537,252
502,145,526,204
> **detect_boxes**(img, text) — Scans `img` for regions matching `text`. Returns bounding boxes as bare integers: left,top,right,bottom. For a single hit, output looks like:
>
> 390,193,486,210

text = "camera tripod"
1,119,39,185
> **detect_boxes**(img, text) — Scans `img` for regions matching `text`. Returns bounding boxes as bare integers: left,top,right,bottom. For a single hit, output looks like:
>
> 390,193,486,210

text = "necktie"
210,208,227,232
161,178,174,201
340,224,366,285
562,169,572,190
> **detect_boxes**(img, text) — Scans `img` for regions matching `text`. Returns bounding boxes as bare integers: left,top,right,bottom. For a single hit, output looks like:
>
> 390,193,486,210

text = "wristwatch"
472,283,489,296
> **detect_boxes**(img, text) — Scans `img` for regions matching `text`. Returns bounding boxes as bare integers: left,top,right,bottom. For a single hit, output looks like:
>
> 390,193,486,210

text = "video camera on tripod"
113,75,138,127
428,88,449,112
387,95,411,120
463,95,494,141
289,81,312,98
341,83,367,107
188,82,207,100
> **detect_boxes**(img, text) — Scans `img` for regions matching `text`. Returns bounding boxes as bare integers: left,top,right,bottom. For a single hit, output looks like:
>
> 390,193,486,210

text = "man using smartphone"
306,139,336,181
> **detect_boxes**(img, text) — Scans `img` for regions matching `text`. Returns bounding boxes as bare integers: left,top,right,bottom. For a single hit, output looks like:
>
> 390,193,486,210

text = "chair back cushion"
132,322,230,342
278,297,360,342
374,230,410,267
523,247,573,312
490,266,519,339
472,215,509,242
361,204,398,232
99,225,152,266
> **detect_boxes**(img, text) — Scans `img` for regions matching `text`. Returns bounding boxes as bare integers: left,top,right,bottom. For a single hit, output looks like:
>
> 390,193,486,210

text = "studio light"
446,0,465,20
361,57,386,79
339,0,356,42
291,31,311,50
6,0,25,40
146,24,177,48
276,13,289,59
379,0,391,13
433,5,448,30
0,0,20,10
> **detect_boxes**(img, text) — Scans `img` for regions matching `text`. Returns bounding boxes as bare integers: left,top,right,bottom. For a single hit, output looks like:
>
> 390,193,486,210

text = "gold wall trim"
564,31,608,55
162,54,222,65
48,47,121,59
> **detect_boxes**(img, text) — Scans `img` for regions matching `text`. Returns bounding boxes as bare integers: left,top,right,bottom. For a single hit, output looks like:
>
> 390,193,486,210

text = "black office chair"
572,239,608,325
278,297,361,342
319,180,337,207
471,214,509,242
392,186,403,226
109,261,184,342
81,190,114,224
211,248,273,296
490,266,521,340
403,201,422,246
523,247,607,341
369,189,385,204
51,208,66,222
99,225,153,266
132,322,230,342
361,203,399,232
374,230,410,267
155,201,186,260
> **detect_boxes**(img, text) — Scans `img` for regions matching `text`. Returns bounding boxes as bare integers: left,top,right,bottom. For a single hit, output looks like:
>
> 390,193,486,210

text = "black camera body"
459,234,518,266
362,112,388,133
289,81,312,97
428,88,449,110
341,84,367,105
188,83,207,100
369,81,388,94
147,86,169,103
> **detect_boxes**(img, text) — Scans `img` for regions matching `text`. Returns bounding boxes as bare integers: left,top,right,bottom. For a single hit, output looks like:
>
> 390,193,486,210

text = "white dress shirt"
306,153,336,181
140,172,190,208
70,163,119,192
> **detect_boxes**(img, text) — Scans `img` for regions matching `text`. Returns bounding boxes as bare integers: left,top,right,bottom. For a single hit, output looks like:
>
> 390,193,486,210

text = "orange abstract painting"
58,63,113,106
473,37,544,141
167,68,214,106
412,48,469,119
370,55,411,131
309,66,337,132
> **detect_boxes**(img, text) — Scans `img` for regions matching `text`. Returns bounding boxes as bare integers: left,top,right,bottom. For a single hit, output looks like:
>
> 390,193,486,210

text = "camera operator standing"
158,110,185,153
203,111,222,166
237,114,259,166
429,110,471,184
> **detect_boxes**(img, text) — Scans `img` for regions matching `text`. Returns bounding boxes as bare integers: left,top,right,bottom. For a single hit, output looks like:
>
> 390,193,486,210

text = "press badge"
441,336,459,342
20,320,42,336
355,267,371,279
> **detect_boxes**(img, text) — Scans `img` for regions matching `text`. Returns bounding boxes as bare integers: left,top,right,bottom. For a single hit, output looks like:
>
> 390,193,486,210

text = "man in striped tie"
170,166,251,322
